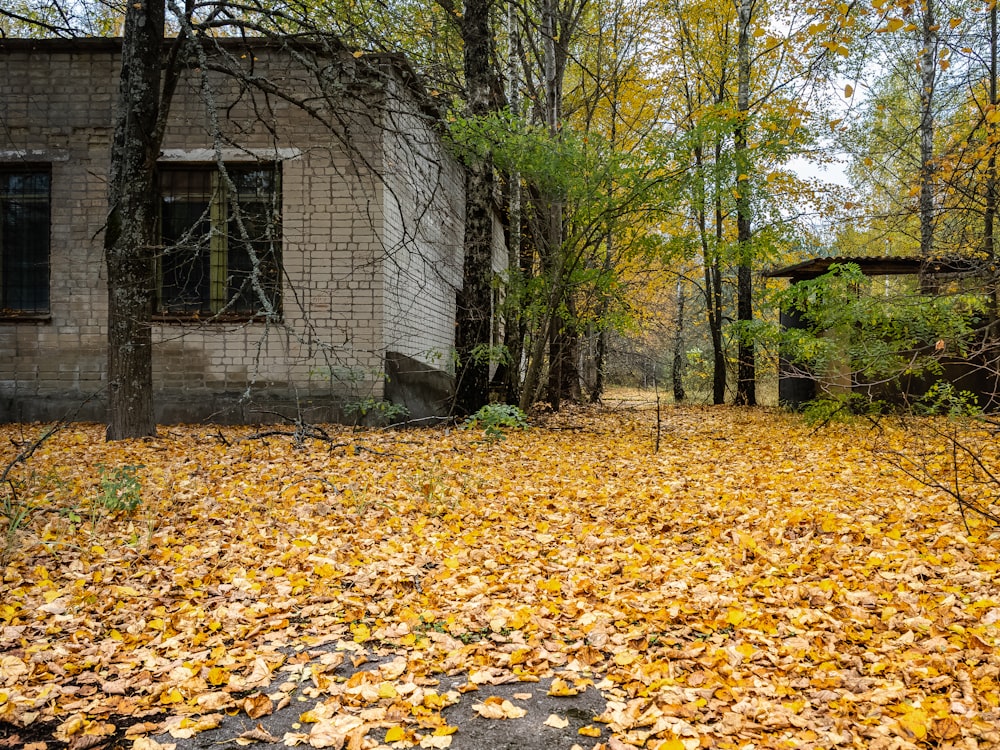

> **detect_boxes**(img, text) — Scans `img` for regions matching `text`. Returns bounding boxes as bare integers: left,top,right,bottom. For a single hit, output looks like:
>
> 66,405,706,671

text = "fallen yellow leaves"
547,677,579,696
1,404,999,749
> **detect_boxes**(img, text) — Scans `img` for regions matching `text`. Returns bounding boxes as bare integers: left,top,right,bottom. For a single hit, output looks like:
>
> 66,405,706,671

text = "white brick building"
0,37,505,423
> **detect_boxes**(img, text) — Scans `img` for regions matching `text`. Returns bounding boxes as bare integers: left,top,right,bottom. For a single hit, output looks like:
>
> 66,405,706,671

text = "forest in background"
4,0,998,422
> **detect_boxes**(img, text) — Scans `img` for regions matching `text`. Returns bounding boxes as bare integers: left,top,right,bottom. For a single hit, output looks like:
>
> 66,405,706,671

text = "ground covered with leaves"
1,404,999,750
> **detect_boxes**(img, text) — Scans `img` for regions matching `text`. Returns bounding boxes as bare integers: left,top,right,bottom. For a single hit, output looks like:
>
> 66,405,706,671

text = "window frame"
155,162,282,322
0,164,51,320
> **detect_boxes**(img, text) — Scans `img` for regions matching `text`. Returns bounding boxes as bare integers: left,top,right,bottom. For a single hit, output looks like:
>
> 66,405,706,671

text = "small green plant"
912,381,981,417
801,392,884,426
344,397,410,426
2,479,33,565
463,403,529,442
96,464,144,514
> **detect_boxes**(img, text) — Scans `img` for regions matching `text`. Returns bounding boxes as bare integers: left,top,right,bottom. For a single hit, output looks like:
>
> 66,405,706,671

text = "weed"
97,464,144,513
1,479,33,565
462,403,529,442
79,465,145,534
344,398,410,427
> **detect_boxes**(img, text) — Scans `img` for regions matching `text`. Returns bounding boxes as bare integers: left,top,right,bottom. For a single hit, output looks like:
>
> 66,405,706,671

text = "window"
0,167,50,316
158,164,281,317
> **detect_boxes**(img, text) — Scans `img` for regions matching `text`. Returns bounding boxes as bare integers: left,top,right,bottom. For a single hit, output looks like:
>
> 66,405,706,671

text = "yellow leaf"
378,682,398,699
578,725,602,737
509,648,532,666
897,707,929,740
883,17,904,32
547,677,579,697
160,688,184,705
725,608,746,627
351,623,371,643
613,650,638,666
384,726,406,742
844,84,854,97
207,667,229,686
652,740,686,750
949,17,962,28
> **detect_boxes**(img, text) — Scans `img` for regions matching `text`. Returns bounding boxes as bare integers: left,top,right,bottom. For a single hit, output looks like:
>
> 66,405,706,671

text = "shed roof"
765,255,983,281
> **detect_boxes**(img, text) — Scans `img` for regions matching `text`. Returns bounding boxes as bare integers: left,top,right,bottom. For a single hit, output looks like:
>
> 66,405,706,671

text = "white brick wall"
0,39,473,423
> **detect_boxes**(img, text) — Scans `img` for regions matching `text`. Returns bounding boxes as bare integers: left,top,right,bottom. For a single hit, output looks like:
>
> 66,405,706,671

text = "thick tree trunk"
671,278,686,402
547,299,582,408
105,0,165,440
454,0,498,415
734,0,756,406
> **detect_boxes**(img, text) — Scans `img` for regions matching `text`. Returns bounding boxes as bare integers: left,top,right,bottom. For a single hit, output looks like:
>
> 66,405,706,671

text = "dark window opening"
0,167,50,315
158,164,281,318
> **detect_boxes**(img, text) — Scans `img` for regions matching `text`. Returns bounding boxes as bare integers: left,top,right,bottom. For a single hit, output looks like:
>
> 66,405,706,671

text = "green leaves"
775,262,985,385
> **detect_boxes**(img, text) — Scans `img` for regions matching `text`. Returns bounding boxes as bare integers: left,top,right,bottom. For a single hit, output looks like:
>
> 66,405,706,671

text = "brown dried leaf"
236,723,282,744
242,693,273,719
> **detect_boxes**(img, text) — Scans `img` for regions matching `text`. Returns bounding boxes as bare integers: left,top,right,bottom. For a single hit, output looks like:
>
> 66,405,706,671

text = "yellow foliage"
1,407,998,748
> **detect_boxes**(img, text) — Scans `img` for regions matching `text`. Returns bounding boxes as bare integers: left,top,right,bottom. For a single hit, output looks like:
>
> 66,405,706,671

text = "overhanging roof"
765,255,986,281
765,256,923,280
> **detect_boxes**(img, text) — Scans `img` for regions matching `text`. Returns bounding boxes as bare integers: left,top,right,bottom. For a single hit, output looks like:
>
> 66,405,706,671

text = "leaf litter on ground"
1,403,999,749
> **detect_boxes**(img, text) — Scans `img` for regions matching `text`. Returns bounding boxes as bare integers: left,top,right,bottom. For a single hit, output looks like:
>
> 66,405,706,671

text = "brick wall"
0,39,468,424
380,76,465,374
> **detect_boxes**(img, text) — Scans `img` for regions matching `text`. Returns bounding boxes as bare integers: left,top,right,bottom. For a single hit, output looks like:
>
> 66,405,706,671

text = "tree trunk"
918,0,937,272
591,327,606,403
671,278,686,402
454,0,498,415
733,0,756,406
986,4,999,333
547,299,582,408
703,138,727,406
105,0,165,440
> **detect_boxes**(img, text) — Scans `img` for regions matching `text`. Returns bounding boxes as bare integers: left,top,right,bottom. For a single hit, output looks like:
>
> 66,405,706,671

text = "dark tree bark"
671,278,686,402
546,306,582,408
733,0,756,406
454,0,500,415
590,326,606,403
708,139,726,405
105,0,166,440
